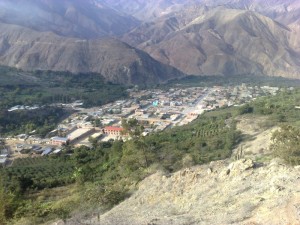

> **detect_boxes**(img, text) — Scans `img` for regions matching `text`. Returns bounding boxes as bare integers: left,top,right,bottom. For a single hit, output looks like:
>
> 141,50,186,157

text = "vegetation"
0,107,70,137
0,66,128,110
162,75,300,89
3,157,74,191
1,71,300,224
0,106,242,223
0,66,128,136
235,88,300,165
270,125,300,165
237,88,300,125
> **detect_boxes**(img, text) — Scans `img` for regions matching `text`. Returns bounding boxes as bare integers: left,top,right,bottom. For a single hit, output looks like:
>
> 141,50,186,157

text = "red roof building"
104,126,125,136
51,137,69,146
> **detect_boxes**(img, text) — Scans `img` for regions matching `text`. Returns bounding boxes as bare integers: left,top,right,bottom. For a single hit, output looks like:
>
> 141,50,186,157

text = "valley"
1,76,300,224
1,83,279,164
1,0,300,224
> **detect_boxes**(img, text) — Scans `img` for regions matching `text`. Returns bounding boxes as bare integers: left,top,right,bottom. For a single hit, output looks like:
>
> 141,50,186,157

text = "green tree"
238,104,253,115
121,118,154,168
93,118,102,127
270,125,300,165
88,136,98,149
0,176,16,224
0,177,6,224
121,118,144,138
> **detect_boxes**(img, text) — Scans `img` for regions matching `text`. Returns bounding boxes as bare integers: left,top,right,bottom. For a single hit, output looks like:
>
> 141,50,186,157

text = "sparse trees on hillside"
121,119,153,174
271,125,300,165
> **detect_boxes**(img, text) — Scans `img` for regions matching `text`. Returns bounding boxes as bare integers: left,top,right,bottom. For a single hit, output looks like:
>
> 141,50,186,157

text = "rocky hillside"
50,114,300,225
97,158,300,225
199,0,300,26
123,7,300,78
0,0,139,38
0,0,300,83
99,0,200,21
55,158,300,225
0,22,183,85
99,0,300,25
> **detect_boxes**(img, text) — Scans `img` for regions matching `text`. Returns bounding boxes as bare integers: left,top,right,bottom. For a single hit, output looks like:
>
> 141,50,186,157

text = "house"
17,134,28,140
51,137,69,146
0,149,9,158
52,149,62,154
0,157,8,166
103,126,124,136
41,147,53,156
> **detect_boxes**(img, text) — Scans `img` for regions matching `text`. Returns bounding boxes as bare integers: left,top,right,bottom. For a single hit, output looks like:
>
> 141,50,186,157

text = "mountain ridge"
0,0,140,38
0,21,183,85
122,7,300,78
0,0,300,83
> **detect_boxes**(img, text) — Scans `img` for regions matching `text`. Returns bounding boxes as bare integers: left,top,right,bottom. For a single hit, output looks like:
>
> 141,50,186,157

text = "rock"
228,159,255,176
219,168,231,179
207,167,213,175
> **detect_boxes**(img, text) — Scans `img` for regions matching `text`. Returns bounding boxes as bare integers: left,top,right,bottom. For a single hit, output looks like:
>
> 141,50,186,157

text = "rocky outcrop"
96,158,300,225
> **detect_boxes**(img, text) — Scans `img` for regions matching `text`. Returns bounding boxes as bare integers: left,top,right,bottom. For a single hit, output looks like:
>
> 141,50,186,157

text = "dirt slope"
95,158,300,225
52,116,300,225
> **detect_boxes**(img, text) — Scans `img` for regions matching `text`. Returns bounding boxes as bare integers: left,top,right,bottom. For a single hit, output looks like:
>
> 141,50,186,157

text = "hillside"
97,158,300,225
54,114,300,225
99,0,202,21
2,87,300,224
0,22,183,85
0,0,299,83
99,0,300,25
123,7,300,78
0,0,139,38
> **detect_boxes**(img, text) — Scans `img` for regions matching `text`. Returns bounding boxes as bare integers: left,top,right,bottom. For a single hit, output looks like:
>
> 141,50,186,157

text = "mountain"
0,22,183,85
99,0,202,21
122,6,300,78
198,0,300,24
0,0,139,38
0,0,300,82
100,0,300,24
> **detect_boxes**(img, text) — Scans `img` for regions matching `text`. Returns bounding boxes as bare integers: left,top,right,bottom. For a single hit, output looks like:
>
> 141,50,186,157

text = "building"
41,147,53,156
51,137,69,146
67,128,95,144
0,157,8,166
103,126,124,136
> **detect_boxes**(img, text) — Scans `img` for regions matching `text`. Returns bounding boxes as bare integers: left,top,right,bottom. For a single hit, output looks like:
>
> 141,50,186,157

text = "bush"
270,125,300,165
238,104,253,115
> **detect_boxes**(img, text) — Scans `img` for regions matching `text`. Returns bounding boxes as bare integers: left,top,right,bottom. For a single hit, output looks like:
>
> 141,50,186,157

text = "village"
0,84,280,165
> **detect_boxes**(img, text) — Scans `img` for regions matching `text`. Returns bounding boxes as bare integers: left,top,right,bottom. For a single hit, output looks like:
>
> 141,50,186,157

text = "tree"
0,177,6,224
238,104,253,115
0,176,15,224
93,118,102,127
270,125,300,165
121,118,144,138
121,119,152,169
88,136,98,149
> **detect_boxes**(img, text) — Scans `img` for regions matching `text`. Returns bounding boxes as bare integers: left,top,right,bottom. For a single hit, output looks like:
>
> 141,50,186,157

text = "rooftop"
104,126,124,132
51,137,69,142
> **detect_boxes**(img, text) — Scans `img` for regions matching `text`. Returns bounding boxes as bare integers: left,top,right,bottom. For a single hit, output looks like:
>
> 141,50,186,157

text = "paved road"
182,88,212,115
